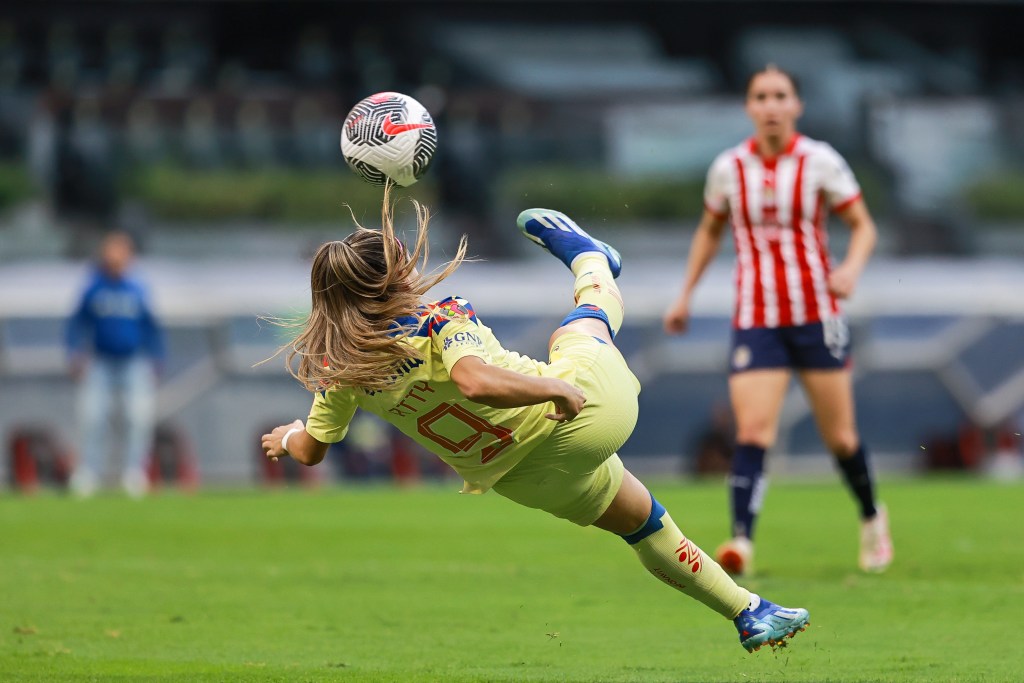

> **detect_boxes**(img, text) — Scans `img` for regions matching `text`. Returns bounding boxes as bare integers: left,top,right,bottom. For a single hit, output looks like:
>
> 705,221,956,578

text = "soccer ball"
340,92,438,187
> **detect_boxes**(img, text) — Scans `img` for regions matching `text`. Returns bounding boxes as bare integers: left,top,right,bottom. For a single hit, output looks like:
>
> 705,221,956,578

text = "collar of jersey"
747,133,801,158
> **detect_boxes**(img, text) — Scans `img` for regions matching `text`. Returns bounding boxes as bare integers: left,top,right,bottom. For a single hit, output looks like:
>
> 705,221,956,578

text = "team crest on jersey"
732,344,752,370
434,300,468,320
424,297,477,337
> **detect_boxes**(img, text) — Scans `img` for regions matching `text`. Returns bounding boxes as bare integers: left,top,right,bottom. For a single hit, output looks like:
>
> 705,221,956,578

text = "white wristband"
281,427,303,454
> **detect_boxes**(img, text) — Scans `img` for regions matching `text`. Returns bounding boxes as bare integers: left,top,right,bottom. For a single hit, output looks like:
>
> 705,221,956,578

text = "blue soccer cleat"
734,594,810,653
517,208,622,278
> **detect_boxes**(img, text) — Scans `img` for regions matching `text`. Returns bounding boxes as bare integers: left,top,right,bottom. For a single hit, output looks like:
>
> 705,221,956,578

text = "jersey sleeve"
818,144,862,212
703,152,733,219
426,297,493,374
306,388,358,443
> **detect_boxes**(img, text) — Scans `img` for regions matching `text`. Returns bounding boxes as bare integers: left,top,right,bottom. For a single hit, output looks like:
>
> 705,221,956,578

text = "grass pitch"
2,477,1021,682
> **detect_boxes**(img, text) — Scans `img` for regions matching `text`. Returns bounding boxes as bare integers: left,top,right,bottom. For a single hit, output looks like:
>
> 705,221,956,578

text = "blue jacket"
66,269,165,361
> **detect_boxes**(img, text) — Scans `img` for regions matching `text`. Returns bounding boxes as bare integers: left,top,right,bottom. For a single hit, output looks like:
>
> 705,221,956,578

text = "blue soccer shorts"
729,317,851,373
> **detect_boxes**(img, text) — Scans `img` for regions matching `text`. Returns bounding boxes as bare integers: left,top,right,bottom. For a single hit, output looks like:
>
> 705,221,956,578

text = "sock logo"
675,536,702,573
650,567,687,590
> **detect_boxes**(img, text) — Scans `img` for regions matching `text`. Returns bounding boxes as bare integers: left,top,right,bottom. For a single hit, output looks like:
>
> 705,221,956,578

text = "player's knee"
549,319,611,348
734,425,775,449
827,431,860,458
618,493,665,545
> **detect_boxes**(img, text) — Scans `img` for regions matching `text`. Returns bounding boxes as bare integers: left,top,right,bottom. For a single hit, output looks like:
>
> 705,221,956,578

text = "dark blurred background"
1,1,1022,489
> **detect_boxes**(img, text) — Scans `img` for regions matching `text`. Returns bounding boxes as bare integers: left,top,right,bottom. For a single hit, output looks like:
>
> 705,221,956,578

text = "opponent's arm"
261,419,330,466
830,198,877,299
664,209,729,334
449,356,585,422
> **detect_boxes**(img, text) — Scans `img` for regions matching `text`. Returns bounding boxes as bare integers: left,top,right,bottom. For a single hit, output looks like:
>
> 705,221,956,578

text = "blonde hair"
281,187,468,393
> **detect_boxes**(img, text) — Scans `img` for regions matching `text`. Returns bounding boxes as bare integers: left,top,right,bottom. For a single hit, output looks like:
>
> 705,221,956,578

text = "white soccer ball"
340,92,438,187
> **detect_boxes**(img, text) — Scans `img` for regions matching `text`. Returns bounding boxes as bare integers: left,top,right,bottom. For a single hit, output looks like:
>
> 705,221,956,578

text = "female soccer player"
663,65,893,575
262,195,809,653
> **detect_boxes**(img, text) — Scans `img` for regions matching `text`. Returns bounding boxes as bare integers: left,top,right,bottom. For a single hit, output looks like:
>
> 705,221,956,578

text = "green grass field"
2,477,1022,682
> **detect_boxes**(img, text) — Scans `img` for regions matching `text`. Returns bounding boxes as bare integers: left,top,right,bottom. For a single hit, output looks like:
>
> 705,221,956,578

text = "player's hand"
547,382,586,422
261,419,304,462
663,297,691,335
828,263,859,299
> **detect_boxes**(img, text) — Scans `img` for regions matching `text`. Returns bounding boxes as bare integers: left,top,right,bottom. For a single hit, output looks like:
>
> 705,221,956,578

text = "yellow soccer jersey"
305,297,574,493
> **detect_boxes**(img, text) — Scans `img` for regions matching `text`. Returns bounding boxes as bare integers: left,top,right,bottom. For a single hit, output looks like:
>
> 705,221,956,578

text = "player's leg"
491,314,807,652
594,468,809,652
121,356,157,498
71,360,113,496
716,366,790,574
517,209,622,347
799,368,892,572
593,469,749,617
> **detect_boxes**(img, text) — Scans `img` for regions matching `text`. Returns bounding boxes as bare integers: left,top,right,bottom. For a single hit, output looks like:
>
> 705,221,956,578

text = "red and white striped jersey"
704,134,862,329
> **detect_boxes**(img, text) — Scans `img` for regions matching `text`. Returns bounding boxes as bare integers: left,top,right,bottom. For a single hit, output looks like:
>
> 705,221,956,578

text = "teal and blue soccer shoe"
517,208,622,278
734,595,810,653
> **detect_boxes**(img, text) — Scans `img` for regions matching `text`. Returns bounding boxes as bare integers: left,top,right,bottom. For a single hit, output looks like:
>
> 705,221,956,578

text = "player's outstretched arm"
262,419,329,466
664,210,728,335
450,356,585,422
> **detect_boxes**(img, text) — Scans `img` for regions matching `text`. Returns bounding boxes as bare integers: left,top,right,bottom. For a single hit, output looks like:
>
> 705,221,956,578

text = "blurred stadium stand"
0,2,1021,256
1,1,1023,484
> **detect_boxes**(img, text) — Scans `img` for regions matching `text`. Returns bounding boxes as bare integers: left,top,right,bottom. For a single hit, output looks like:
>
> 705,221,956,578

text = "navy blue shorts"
729,319,851,374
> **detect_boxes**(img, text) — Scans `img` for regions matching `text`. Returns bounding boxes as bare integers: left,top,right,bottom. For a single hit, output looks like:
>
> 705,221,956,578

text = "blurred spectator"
28,90,117,255
69,97,117,206
104,22,143,92
159,23,208,93
124,100,167,165
47,22,81,89
27,90,61,194
182,97,222,167
235,100,276,166
351,27,395,94
289,97,337,166
66,232,164,497
216,60,250,97
437,96,502,254
0,21,24,89
293,25,337,85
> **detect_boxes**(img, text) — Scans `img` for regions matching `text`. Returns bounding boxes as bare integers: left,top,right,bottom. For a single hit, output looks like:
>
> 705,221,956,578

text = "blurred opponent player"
262,193,810,653
663,65,893,575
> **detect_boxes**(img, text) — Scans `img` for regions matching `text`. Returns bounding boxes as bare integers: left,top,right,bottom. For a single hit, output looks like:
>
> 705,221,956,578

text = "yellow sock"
627,505,750,619
570,253,624,336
